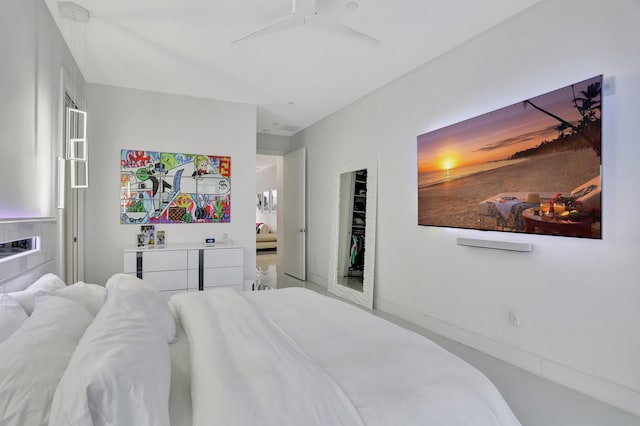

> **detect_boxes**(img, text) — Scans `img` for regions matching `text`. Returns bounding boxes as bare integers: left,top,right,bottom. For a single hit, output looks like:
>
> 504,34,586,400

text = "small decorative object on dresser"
140,225,155,247
156,230,166,248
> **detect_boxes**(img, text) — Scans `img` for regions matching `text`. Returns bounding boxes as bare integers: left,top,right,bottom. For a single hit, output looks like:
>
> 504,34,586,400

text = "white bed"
0,272,521,426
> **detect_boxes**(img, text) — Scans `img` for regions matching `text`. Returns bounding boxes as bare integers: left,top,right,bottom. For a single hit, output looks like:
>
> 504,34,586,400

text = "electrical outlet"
509,309,521,327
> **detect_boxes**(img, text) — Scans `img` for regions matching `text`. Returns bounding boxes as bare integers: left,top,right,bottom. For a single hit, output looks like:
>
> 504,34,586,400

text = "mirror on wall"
328,159,377,309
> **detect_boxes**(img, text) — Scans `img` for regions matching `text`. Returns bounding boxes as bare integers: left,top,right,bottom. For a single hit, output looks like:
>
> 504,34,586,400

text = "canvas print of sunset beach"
417,75,602,239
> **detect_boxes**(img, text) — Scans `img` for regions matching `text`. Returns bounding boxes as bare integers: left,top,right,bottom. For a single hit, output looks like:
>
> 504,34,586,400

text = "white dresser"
123,244,243,298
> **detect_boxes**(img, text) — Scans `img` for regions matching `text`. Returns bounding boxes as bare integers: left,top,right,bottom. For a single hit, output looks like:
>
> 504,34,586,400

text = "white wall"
257,133,292,155
298,0,640,416
0,0,85,281
0,0,84,219
84,84,257,285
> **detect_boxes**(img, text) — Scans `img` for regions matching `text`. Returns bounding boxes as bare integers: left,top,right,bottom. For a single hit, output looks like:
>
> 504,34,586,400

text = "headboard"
0,218,57,293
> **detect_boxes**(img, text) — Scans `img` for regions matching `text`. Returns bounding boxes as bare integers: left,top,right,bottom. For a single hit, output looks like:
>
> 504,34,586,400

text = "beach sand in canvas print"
417,75,602,238
418,150,600,229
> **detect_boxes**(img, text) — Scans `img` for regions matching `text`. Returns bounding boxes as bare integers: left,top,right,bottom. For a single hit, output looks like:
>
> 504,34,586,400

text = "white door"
283,147,306,280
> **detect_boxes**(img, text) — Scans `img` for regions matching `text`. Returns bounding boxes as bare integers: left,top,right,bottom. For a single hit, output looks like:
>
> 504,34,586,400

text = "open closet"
338,169,367,288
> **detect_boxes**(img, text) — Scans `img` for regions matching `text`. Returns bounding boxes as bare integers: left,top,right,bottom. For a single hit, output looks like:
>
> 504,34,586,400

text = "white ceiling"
44,0,539,136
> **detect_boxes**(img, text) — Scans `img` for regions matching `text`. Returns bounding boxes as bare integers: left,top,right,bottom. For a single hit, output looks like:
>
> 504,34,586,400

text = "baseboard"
542,359,640,418
306,272,328,289
375,296,640,418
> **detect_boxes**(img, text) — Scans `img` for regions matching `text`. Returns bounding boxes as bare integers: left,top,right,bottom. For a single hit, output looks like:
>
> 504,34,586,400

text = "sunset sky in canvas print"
417,76,600,176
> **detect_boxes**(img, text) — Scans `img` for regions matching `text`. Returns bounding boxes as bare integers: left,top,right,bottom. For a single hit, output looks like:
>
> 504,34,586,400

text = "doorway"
255,147,306,288
256,154,281,288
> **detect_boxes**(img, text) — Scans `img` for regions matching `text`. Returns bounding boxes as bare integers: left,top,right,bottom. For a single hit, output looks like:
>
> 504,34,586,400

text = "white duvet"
171,287,521,426
171,289,364,426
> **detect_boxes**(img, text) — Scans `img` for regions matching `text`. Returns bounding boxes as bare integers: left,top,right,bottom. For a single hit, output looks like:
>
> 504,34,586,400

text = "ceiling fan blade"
230,13,303,44
334,23,381,45
308,14,380,45
229,0,380,46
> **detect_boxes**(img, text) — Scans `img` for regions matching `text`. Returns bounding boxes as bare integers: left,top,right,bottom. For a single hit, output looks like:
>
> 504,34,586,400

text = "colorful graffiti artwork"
120,150,231,224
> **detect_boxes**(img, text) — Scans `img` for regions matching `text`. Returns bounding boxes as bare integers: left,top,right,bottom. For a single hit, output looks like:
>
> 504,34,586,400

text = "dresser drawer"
143,250,188,272
142,270,188,292
203,248,242,268
203,266,242,288
123,253,137,273
187,269,198,291
187,250,199,270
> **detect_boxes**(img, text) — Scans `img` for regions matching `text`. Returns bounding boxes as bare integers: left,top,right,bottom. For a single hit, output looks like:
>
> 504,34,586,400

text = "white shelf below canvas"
456,237,532,252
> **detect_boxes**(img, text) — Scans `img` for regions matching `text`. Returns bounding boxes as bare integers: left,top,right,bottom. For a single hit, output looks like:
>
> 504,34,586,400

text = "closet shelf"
346,168,368,278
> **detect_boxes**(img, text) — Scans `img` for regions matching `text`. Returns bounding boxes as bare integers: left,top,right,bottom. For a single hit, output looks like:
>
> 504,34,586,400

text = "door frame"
256,145,306,282
57,66,86,283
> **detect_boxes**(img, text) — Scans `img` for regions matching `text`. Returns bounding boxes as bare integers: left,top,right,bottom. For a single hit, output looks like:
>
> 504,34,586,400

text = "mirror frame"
328,158,377,309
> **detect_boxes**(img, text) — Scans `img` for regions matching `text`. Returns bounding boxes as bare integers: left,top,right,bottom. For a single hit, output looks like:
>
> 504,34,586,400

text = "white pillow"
0,295,94,426
49,286,172,426
106,272,158,293
106,273,177,343
43,281,106,316
0,294,28,343
8,273,66,315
